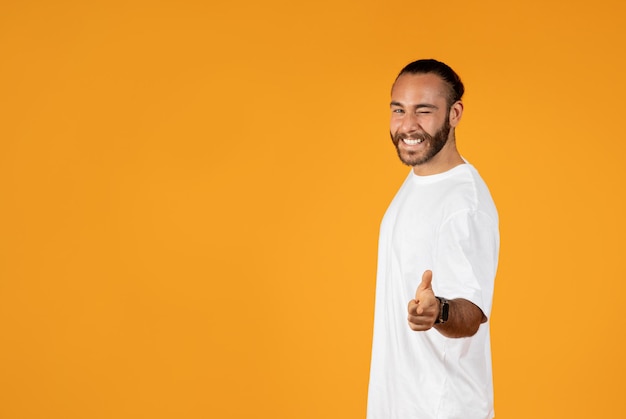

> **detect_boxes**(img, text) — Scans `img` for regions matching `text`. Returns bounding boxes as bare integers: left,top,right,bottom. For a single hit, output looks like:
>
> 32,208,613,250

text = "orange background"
1,1,625,418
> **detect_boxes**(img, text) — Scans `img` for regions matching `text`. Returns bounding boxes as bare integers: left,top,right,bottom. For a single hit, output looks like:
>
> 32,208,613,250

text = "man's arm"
407,270,486,338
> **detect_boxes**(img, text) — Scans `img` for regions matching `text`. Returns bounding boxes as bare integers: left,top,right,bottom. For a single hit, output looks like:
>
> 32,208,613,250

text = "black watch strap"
434,297,449,324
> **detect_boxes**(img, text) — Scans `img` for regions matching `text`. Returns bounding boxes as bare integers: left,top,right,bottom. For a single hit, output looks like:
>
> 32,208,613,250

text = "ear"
448,101,464,128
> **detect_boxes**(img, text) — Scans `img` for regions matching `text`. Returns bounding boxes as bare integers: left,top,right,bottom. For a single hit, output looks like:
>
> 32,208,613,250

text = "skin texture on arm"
407,270,486,338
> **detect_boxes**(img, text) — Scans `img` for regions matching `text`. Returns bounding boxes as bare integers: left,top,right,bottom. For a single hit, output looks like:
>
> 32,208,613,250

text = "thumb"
415,270,433,299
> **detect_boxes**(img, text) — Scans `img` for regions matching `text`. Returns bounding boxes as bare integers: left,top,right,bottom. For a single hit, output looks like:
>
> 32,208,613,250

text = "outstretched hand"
407,270,439,331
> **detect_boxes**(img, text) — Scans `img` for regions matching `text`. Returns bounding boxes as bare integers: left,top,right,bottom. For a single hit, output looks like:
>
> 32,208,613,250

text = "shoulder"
445,164,498,219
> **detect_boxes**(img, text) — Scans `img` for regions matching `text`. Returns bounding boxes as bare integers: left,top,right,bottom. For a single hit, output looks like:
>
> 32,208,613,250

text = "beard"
391,118,451,167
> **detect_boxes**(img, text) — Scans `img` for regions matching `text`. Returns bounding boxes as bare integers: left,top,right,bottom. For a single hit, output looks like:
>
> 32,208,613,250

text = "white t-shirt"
367,163,499,419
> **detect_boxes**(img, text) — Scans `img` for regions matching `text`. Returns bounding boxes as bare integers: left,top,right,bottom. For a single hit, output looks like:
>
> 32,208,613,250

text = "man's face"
390,73,453,168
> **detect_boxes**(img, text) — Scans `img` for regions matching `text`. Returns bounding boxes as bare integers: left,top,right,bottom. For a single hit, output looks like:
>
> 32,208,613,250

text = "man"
367,59,500,419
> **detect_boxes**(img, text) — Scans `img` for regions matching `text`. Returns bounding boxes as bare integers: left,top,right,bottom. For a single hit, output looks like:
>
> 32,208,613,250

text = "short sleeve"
432,209,500,319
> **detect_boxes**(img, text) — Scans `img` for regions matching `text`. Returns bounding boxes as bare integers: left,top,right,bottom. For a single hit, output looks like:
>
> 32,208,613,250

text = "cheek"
423,118,443,134
389,120,402,133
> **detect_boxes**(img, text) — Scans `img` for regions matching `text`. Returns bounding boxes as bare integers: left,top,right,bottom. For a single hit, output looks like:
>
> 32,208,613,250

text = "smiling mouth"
402,138,424,145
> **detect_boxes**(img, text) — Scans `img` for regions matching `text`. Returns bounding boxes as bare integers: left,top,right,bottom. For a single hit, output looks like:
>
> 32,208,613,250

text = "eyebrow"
390,101,439,110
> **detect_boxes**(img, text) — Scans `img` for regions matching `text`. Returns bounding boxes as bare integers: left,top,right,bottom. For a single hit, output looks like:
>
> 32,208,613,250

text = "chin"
399,151,429,167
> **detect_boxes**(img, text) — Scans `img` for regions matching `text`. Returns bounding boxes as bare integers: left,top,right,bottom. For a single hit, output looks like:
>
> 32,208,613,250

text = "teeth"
403,138,423,145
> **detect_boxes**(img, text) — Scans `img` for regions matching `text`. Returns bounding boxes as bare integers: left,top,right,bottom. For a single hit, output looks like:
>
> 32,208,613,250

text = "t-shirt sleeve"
432,209,500,319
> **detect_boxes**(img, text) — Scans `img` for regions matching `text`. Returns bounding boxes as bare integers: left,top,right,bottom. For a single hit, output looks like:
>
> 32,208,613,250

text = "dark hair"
396,59,464,106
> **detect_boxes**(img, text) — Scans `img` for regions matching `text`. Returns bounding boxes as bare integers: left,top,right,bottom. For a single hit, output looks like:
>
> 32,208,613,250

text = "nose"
400,112,420,133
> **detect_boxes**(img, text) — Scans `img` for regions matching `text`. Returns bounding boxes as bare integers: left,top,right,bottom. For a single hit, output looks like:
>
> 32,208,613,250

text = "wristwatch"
434,297,449,324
